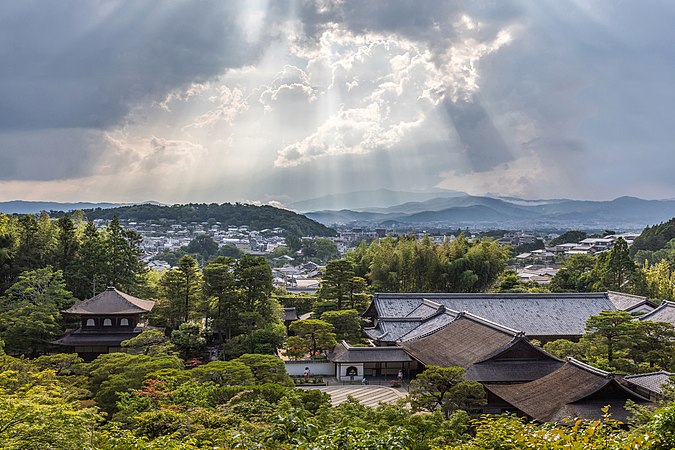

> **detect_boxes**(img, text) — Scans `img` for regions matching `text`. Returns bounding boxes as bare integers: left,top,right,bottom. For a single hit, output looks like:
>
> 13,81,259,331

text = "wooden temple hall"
350,292,672,422
53,287,155,361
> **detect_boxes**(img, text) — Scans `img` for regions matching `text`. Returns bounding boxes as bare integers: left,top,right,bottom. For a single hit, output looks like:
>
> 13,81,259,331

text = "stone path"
298,385,407,407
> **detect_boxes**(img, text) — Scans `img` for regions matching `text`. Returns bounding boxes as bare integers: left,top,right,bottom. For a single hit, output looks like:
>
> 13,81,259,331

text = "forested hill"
630,217,675,255
60,203,337,237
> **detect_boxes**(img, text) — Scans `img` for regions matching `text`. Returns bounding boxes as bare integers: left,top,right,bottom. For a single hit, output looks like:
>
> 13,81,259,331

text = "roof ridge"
397,309,462,342
637,300,675,320
567,357,611,378
606,290,646,300
374,292,610,298
474,336,563,364
461,311,523,336
421,298,442,309
624,370,674,379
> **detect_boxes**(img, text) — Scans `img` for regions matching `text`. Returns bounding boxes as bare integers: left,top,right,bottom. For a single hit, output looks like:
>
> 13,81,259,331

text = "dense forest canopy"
631,217,675,256
3,210,675,447
346,234,511,293
52,203,337,237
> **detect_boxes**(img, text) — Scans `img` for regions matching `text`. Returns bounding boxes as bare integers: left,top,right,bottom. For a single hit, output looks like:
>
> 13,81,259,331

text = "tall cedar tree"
105,217,146,292
159,254,203,327
592,238,646,294
70,221,108,299
203,256,240,341
234,255,274,321
55,216,79,276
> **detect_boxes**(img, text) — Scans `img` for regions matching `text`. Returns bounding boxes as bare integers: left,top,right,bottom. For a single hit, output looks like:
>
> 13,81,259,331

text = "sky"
1,0,675,205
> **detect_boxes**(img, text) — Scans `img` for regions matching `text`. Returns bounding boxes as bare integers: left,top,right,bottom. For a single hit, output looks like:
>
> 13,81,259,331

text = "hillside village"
118,214,645,292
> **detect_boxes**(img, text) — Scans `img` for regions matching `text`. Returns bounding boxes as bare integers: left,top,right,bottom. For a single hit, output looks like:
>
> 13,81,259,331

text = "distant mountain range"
300,192,675,230
4,192,675,231
289,188,464,211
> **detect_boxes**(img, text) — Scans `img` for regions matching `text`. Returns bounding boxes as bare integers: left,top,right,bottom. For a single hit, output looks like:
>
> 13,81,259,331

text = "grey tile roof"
329,342,412,363
406,299,444,318
606,291,656,312
372,293,618,338
63,287,155,315
624,371,674,395
367,319,423,342
283,307,299,321
638,301,675,326
398,312,458,342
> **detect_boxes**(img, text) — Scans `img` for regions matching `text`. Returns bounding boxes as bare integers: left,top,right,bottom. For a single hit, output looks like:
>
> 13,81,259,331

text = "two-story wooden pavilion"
53,287,155,361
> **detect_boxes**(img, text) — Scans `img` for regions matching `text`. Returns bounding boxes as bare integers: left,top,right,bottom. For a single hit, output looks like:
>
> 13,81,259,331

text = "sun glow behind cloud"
78,8,516,204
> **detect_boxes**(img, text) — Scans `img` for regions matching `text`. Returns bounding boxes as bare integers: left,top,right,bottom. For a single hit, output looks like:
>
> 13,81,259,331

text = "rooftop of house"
606,291,657,312
63,287,155,316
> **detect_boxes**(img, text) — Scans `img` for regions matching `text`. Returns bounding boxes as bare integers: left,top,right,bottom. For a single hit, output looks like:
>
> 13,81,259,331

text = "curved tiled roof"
485,358,650,422
624,371,674,396
606,291,657,312
371,292,617,337
400,314,518,368
637,301,675,325
329,341,412,363
63,287,155,315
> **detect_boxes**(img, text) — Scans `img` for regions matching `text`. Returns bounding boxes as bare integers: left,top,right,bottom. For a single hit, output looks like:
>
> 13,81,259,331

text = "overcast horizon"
2,1,674,205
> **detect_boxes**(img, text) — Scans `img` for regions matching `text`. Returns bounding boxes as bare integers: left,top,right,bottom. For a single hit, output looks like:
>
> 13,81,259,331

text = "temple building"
485,358,651,422
54,287,155,361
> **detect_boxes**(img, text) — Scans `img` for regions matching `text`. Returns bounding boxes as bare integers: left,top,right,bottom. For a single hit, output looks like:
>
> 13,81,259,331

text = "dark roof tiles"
624,371,674,396
63,287,155,315
372,293,618,338
485,359,650,422
606,291,655,311
638,301,675,325
329,341,412,363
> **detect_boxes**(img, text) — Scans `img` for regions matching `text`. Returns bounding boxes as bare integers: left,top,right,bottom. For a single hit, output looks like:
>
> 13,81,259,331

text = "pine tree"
319,259,356,309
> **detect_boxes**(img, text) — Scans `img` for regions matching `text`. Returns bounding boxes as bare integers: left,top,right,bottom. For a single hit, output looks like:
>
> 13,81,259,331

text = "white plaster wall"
285,361,335,376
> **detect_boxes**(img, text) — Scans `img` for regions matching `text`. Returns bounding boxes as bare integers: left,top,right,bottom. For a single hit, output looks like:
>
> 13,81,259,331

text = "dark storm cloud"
296,0,517,53
0,129,100,180
0,1,259,131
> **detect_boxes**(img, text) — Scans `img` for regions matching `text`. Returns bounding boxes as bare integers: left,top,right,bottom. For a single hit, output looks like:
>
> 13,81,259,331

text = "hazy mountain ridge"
303,193,675,229
290,188,464,212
